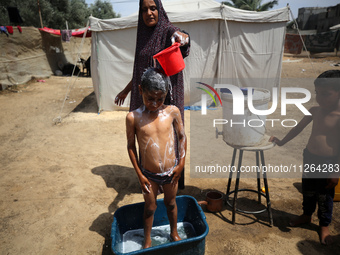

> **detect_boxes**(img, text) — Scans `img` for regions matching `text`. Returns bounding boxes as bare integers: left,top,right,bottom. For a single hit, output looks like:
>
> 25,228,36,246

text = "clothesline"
0,25,22,36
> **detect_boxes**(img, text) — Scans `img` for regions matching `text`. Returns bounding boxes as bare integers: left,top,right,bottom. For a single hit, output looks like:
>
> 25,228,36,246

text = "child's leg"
143,180,159,248
317,193,334,226
290,178,316,226
319,226,332,245
163,182,181,241
317,184,334,245
291,150,318,226
302,178,318,216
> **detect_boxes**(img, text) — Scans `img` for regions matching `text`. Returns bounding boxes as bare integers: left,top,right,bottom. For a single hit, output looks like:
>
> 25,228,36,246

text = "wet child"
126,67,187,249
270,70,340,245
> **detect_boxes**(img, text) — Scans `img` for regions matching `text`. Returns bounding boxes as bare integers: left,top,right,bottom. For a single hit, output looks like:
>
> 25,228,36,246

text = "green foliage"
68,0,91,28
0,0,119,28
89,0,120,20
222,0,278,11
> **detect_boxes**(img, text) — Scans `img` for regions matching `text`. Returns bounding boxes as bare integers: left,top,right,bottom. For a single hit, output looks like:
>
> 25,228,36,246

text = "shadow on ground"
89,167,207,255
90,164,141,254
72,91,98,113
297,236,340,254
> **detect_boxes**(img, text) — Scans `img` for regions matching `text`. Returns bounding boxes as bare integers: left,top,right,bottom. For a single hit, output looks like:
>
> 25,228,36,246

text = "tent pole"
37,0,43,28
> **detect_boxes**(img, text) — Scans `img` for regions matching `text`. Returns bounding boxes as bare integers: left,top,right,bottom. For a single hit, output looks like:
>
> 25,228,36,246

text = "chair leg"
256,151,261,203
226,148,237,197
260,150,273,226
232,150,243,224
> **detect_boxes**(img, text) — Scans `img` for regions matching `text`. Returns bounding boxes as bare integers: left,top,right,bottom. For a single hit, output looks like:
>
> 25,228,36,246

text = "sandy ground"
1,54,340,255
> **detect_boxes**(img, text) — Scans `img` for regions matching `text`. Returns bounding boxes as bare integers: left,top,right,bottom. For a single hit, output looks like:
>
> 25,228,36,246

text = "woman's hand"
115,80,132,106
115,90,128,106
171,31,189,46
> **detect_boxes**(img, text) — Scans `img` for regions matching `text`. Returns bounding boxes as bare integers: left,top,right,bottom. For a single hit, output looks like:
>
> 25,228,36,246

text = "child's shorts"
140,160,178,186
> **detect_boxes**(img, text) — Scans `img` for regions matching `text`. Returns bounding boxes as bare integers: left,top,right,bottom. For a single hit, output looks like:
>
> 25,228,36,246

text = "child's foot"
143,239,152,249
170,233,182,242
319,226,333,245
289,214,312,227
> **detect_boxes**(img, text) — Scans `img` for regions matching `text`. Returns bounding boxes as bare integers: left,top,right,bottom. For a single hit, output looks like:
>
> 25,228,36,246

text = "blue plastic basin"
111,195,209,255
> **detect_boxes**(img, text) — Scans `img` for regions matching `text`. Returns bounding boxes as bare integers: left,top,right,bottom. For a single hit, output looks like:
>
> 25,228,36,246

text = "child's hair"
314,70,340,91
141,67,169,94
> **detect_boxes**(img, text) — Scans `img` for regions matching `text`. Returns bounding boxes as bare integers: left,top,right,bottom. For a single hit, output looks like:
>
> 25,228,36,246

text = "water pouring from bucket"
153,42,185,76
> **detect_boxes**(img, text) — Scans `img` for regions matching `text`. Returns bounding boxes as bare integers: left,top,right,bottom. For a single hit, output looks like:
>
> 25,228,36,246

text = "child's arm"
325,174,339,189
326,118,340,188
270,108,314,146
126,112,151,193
171,107,187,185
325,154,340,189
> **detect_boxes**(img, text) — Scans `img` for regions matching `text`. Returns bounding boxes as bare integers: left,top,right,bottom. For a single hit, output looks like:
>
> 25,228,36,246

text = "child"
270,70,340,245
126,67,187,249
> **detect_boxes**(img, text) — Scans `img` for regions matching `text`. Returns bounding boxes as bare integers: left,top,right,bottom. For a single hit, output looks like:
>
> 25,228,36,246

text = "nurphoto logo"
197,84,311,116
196,82,222,115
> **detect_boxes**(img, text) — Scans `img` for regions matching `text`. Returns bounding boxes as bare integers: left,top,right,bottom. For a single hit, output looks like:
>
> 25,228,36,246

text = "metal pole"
37,0,43,28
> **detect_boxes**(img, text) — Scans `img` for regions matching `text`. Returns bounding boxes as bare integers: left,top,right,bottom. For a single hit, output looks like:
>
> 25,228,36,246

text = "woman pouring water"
115,0,190,189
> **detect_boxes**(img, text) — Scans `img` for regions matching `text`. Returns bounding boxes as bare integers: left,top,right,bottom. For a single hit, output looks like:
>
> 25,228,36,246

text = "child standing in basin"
270,70,340,245
126,67,187,248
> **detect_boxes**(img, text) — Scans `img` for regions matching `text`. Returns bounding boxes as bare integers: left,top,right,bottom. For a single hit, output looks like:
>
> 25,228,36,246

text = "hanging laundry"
0,26,9,37
6,26,13,34
7,7,23,24
17,26,22,33
61,30,72,42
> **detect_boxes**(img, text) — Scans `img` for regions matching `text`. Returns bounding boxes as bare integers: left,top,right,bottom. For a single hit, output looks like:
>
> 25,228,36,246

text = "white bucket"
221,88,271,147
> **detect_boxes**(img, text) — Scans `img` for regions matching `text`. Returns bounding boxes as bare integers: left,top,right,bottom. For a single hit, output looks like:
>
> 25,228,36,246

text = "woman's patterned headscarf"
130,0,178,111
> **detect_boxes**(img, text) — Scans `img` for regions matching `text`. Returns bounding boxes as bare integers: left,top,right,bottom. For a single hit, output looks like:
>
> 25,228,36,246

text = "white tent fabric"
90,0,289,111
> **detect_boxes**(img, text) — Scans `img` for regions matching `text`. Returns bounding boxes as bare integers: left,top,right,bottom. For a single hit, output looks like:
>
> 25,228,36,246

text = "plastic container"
153,42,185,76
198,191,224,212
111,195,209,255
221,88,271,147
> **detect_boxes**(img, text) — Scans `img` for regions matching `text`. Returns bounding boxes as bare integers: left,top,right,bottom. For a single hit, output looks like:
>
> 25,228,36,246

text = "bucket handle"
197,200,208,206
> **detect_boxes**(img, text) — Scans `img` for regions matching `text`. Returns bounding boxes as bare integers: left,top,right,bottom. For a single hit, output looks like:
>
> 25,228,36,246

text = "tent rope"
53,19,90,124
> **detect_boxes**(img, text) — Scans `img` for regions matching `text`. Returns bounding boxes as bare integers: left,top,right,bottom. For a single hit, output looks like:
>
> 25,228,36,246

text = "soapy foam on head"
141,67,170,94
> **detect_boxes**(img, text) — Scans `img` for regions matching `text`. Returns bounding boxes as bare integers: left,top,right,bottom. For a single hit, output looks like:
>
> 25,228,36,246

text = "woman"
115,0,190,189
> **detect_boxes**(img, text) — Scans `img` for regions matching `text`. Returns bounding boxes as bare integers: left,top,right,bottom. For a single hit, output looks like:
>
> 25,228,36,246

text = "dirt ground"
1,54,340,255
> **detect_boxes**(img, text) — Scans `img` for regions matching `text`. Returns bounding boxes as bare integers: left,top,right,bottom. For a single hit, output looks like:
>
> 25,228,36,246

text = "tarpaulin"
39,27,91,38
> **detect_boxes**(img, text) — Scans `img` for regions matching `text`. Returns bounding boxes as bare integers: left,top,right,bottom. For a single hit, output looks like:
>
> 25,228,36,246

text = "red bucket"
153,42,185,76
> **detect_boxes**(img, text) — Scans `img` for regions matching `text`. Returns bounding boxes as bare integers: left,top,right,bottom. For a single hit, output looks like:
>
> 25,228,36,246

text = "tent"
89,0,289,111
